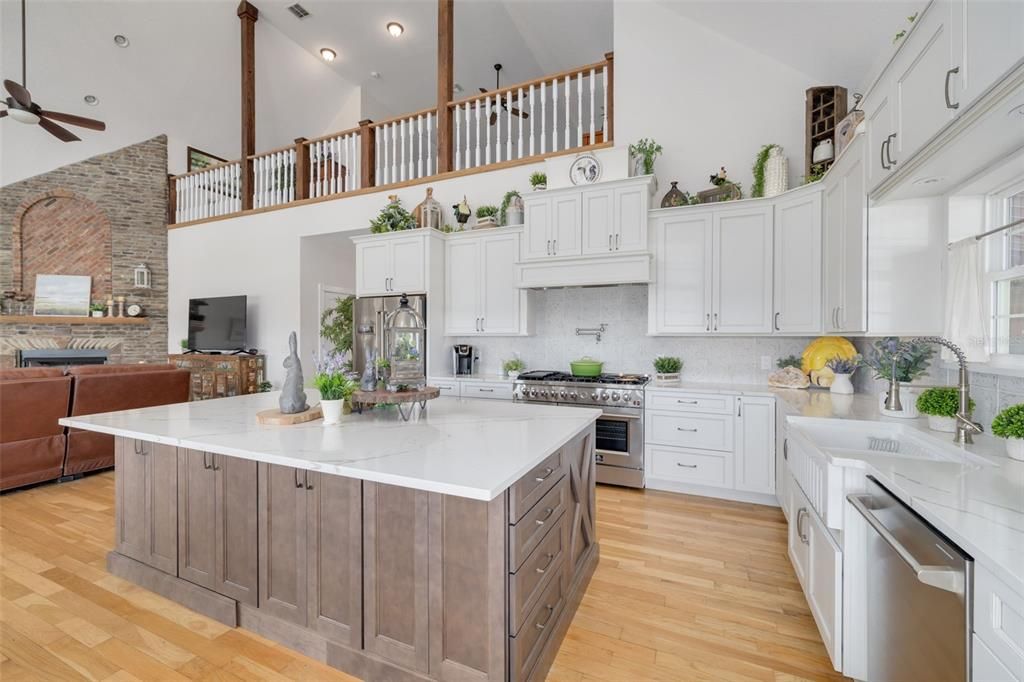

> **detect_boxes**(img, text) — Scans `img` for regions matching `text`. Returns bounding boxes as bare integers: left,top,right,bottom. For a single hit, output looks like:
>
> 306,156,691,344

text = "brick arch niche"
12,190,113,301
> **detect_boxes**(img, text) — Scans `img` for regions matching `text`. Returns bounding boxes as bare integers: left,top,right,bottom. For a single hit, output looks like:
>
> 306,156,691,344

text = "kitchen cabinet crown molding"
647,179,823,218
350,228,446,245
522,174,655,201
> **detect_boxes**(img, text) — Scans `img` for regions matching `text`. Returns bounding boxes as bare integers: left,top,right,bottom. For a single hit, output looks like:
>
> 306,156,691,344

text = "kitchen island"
61,393,601,682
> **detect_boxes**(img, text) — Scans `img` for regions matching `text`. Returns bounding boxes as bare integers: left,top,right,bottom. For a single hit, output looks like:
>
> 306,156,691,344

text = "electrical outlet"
760,355,772,370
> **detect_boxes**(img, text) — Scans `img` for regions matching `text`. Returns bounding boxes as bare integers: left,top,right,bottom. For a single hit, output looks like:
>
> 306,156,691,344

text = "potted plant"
475,205,498,228
319,295,354,360
777,355,802,369
503,357,525,379
529,172,547,191
825,355,859,394
992,403,1024,461
629,138,662,176
500,191,523,226
258,381,273,393
312,350,358,425
653,356,683,383
917,387,975,433
179,338,189,351
861,337,935,418
370,195,416,234
89,302,105,318
375,357,391,391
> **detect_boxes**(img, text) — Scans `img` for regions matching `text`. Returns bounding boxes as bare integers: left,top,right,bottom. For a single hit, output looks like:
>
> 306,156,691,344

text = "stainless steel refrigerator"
352,294,427,378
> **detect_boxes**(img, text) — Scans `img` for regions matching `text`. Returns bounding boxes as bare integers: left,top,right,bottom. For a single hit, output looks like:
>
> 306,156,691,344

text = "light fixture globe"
8,107,39,124
320,47,336,62
386,21,404,37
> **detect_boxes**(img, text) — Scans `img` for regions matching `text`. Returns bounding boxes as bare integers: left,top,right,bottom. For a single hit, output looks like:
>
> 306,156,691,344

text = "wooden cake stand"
350,386,441,421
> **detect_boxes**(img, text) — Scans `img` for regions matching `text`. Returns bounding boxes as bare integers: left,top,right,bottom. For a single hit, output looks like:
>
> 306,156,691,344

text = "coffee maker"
452,345,478,376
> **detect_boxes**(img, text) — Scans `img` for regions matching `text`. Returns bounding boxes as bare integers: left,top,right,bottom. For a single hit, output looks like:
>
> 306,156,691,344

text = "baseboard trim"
106,551,238,626
645,478,780,507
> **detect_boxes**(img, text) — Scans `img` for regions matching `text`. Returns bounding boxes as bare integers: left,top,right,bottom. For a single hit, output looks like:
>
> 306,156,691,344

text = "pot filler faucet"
883,336,984,445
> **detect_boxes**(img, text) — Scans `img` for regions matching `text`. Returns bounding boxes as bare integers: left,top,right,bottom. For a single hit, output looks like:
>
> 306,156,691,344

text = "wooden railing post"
167,174,176,225
604,51,614,143
293,137,310,200
436,0,454,173
359,119,376,189
238,0,258,210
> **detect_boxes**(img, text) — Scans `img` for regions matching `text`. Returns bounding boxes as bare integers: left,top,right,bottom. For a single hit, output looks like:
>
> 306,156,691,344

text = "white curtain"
944,240,990,362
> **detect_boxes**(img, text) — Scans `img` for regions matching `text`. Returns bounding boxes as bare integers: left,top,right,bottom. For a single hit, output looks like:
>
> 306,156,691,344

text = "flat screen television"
188,296,247,351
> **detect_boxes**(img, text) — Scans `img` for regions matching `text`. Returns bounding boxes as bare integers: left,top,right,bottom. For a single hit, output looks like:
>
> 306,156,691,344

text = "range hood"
515,252,652,289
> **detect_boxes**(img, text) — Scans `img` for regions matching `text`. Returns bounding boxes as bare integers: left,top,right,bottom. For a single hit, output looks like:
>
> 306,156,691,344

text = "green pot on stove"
569,357,604,377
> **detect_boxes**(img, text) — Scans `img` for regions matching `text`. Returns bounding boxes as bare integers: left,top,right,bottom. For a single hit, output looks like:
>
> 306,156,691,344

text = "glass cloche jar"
384,294,426,391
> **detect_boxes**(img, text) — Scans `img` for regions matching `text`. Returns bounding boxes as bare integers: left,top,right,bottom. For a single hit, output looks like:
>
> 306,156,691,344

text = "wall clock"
569,154,602,185
126,303,143,317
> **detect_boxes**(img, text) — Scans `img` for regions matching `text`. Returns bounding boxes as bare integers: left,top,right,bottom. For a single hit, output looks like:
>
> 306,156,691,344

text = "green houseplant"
629,138,662,175
499,190,522,226
319,295,354,360
992,403,1024,461
777,355,802,370
475,205,498,228
751,143,780,198
312,350,358,424
917,387,976,433
370,196,416,234
529,171,547,191
653,356,683,382
503,357,525,379
89,302,105,318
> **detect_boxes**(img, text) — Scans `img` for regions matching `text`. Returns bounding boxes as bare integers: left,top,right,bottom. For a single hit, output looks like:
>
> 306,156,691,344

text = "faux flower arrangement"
825,354,860,394
916,387,975,433
992,403,1024,461
862,338,935,417
312,350,358,424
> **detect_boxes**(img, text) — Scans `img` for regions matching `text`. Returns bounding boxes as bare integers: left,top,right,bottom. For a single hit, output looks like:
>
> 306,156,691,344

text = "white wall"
168,161,546,383
299,232,357,375
614,1,821,197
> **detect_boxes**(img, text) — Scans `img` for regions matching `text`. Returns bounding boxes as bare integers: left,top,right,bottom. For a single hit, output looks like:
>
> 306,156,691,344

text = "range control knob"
611,392,621,402
559,390,567,399
568,392,578,400
591,392,600,401
601,392,610,401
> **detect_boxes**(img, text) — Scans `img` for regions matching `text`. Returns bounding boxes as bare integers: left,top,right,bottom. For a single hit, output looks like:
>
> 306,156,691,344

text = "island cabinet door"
564,427,597,579
306,472,362,648
362,482,430,673
115,437,177,575
177,450,217,590
258,463,309,626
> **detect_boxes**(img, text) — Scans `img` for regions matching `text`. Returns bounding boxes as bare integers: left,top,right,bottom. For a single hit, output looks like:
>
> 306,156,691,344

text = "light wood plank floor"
0,473,845,681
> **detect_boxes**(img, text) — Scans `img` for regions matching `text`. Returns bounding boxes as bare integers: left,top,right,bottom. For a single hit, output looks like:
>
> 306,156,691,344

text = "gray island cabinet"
91,396,599,682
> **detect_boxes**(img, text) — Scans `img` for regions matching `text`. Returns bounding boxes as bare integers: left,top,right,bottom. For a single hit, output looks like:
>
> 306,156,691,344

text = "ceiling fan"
480,64,528,126
1,0,106,141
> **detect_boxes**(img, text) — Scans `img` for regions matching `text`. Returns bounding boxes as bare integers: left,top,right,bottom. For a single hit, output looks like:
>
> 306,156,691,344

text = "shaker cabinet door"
444,237,482,335
613,183,647,253
177,449,217,590
773,190,823,334
215,455,258,605
117,439,177,574
522,197,552,260
551,194,582,257
648,213,713,334
356,241,392,296
581,188,613,255
480,233,523,334
713,206,773,334
390,236,427,294
258,463,308,626
734,397,776,495
307,473,362,648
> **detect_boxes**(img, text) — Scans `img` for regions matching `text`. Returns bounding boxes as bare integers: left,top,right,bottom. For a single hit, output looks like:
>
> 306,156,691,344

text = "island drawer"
510,560,566,682
461,381,514,400
646,410,734,452
509,510,568,635
509,448,566,523
646,391,733,414
509,476,568,571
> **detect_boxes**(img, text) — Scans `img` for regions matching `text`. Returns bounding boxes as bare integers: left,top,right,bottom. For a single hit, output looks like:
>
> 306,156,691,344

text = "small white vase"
321,399,344,425
1006,438,1024,462
506,371,520,380
927,415,957,433
655,372,681,384
830,373,854,394
91,310,104,318
877,387,920,419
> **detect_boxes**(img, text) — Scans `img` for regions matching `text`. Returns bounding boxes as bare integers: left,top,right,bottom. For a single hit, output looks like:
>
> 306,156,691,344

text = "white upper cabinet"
353,231,434,297
522,176,651,262
444,231,528,336
823,136,867,334
649,204,773,335
863,80,895,190
950,0,1024,111
773,188,823,335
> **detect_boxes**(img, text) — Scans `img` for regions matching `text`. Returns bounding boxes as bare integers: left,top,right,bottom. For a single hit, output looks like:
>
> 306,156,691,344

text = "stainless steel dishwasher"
847,476,973,682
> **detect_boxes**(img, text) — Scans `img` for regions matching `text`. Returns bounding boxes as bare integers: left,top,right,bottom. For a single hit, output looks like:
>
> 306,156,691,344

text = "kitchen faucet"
883,336,983,444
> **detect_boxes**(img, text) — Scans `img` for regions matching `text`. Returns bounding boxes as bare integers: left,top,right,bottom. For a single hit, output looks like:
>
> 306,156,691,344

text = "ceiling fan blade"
40,110,106,131
0,110,7,118
4,79,32,107
479,87,488,93
509,107,529,119
38,117,81,142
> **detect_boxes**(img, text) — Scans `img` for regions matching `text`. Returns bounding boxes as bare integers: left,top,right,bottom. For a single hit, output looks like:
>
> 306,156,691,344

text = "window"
987,185,1024,357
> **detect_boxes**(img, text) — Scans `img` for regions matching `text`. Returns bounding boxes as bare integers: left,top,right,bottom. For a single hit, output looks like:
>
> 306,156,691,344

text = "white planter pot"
321,399,344,425
877,387,920,419
532,184,546,191
506,371,520,380
1006,438,1024,462
655,372,681,383
91,311,104,318
830,373,854,394
927,415,957,433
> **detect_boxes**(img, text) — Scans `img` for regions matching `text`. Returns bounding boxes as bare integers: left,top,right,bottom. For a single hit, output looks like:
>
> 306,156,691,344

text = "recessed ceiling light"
386,21,404,38
453,83,463,94
370,71,381,79
320,47,336,62
83,95,99,106
113,34,129,48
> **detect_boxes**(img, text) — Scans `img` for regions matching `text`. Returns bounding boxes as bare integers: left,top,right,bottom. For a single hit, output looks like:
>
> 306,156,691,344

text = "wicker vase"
764,147,788,197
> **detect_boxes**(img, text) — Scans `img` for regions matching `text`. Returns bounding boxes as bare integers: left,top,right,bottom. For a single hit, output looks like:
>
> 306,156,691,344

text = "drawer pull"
534,467,555,482
535,507,555,526
134,440,146,455
677,399,698,404
535,604,555,630
676,463,698,469
294,468,304,488
478,388,494,393
676,427,698,432
535,552,556,574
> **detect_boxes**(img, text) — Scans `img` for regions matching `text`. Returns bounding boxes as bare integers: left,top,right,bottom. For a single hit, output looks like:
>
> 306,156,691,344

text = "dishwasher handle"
847,493,965,595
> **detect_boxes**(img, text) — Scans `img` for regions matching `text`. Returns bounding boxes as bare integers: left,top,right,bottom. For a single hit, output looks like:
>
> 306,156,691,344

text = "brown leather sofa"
0,364,190,491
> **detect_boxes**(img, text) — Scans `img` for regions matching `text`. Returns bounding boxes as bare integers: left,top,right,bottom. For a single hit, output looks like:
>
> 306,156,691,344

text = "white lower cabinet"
975,564,1024,681
645,391,775,503
427,377,513,401
974,634,1021,682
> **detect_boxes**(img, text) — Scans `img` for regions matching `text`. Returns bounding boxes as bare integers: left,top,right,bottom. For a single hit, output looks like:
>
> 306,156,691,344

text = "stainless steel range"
513,371,648,488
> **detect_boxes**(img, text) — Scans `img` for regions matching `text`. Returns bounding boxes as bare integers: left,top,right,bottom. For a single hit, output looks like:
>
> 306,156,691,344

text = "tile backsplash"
447,285,812,384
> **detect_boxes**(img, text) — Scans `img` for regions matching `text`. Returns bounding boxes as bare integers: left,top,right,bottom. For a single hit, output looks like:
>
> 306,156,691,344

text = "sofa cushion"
0,367,65,380
0,376,72,442
67,363,175,376
0,435,66,491
68,369,190,417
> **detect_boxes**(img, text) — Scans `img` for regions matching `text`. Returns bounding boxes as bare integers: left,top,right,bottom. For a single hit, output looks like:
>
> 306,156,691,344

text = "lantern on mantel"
133,263,152,289
415,187,442,230
384,294,425,392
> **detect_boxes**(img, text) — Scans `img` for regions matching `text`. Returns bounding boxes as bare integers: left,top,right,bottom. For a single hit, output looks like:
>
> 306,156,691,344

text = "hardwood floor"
0,473,843,681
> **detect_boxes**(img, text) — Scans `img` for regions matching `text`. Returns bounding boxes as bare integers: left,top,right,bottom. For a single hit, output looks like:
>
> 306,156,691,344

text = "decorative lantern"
133,263,152,289
504,192,524,226
384,294,426,391
415,187,443,230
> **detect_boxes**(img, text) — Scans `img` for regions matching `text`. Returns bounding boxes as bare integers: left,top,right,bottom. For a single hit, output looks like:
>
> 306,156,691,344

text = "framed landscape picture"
33,274,92,316
187,146,227,172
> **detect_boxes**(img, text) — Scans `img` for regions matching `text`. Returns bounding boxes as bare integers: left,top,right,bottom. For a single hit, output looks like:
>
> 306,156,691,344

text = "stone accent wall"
0,136,168,367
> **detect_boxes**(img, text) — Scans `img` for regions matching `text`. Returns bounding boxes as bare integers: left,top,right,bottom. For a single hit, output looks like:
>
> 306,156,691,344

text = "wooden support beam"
238,0,259,211
359,119,376,188
604,51,614,143
293,137,310,200
166,174,176,225
435,0,454,174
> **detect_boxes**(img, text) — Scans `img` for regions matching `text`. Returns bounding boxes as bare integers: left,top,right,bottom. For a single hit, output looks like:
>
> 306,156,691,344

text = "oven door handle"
847,493,964,595
598,413,642,420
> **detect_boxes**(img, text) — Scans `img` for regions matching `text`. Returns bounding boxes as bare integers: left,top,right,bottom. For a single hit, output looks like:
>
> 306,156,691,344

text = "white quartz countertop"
60,392,600,501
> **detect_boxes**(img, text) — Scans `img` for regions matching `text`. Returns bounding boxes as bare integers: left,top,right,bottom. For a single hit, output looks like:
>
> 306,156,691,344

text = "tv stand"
168,352,266,400
230,349,259,356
